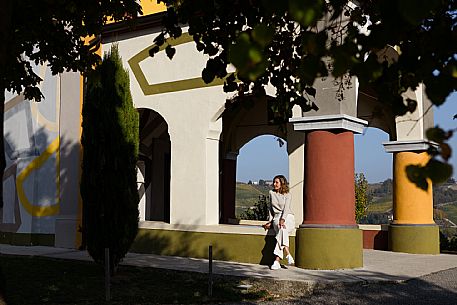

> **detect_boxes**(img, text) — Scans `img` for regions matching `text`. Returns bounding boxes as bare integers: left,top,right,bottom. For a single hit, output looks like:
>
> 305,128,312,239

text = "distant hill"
235,183,269,217
434,181,457,231
363,179,457,226
236,179,457,226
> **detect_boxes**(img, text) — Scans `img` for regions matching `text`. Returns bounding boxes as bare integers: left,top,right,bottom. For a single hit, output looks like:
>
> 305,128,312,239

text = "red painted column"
303,130,356,226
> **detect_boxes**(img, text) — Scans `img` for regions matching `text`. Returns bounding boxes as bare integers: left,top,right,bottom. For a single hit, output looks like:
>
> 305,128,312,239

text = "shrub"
355,173,370,222
80,44,139,271
241,195,269,220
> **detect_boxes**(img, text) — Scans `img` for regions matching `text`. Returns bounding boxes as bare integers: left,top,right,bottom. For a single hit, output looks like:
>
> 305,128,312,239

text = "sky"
236,92,457,183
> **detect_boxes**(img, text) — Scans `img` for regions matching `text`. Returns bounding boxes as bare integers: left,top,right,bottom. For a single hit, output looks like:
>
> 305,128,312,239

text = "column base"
389,224,439,254
295,226,363,269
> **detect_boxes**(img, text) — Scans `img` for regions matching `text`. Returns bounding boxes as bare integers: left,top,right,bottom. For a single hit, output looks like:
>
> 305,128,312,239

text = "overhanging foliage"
152,0,456,188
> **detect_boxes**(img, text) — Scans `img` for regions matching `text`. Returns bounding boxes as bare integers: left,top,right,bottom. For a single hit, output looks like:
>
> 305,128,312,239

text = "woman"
263,175,295,270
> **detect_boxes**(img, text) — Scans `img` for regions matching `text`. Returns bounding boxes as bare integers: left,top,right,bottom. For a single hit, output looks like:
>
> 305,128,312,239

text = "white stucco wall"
395,84,434,141
103,28,229,225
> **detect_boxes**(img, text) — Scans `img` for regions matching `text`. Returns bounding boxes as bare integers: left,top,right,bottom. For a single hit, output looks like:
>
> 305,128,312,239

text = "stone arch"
356,46,434,140
357,87,397,139
354,52,438,254
235,134,288,219
137,108,171,222
219,95,304,224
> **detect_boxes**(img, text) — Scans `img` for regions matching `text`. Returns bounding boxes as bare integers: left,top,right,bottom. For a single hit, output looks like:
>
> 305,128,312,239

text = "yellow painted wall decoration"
3,61,62,223
16,138,60,217
128,33,228,96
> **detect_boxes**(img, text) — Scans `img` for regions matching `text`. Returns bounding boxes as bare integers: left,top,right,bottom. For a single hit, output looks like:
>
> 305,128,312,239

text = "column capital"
383,140,437,153
290,114,367,134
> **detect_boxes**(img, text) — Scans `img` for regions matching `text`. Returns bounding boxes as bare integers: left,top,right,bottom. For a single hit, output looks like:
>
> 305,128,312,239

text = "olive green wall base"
0,232,55,246
389,224,439,254
131,229,295,265
295,227,363,270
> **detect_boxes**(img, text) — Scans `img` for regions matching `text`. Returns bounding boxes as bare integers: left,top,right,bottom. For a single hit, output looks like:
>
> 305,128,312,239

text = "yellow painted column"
393,152,434,225
390,151,439,254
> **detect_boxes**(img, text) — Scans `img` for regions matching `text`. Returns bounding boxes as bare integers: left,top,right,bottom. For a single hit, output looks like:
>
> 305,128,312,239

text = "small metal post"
105,248,111,301
208,244,213,297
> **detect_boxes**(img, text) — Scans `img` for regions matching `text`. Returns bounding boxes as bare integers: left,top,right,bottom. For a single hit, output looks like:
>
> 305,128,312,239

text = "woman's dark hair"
273,175,289,194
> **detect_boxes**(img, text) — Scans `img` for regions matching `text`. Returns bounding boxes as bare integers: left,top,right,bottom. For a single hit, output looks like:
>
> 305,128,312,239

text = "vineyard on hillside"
235,179,457,230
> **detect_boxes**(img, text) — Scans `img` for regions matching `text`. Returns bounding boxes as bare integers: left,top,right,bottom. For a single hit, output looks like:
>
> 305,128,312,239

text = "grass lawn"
0,255,271,305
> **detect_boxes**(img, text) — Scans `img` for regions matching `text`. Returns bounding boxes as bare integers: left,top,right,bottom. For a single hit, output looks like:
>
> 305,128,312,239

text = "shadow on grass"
0,254,271,305
3,253,457,305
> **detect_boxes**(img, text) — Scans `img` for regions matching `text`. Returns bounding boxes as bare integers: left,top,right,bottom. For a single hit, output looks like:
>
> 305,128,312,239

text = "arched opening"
137,108,171,223
219,95,302,224
354,127,393,224
235,135,289,220
433,98,457,232
356,89,396,225
355,84,447,252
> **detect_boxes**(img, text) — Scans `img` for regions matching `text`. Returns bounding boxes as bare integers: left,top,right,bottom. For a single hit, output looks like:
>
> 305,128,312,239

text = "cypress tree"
80,44,139,270
355,173,369,223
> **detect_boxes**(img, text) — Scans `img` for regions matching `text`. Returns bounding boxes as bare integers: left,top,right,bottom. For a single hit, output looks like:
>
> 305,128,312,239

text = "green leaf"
426,127,447,144
424,76,452,106
148,46,160,57
226,73,236,82
331,45,360,77
165,45,176,60
228,32,267,81
196,42,204,51
425,159,453,184
202,67,215,83
304,87,316,97
247,60,268,81
252,24,274,47
391,96,409,116
298,56,321,85
154,33,165,46
248,47,263,64
289,0,324,27
223,80,238,92
261,0,288,14
228,33,251,67
405,98,417,113
397,0,440,25
439,143,452,161
302,32,327,57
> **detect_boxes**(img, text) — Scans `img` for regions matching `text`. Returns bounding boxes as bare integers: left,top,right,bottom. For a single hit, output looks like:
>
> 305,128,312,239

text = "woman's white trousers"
272,214,295,259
